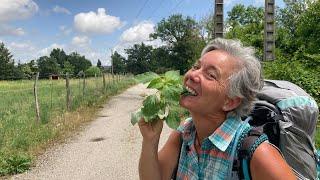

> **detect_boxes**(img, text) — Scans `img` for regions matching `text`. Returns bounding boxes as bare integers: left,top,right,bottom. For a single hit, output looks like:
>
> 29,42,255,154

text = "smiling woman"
137,38,296,180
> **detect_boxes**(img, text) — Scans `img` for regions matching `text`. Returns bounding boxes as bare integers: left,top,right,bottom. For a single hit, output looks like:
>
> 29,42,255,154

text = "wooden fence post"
34,72,40,123
66,73,71,111
83,73,86,97
102,73,106,92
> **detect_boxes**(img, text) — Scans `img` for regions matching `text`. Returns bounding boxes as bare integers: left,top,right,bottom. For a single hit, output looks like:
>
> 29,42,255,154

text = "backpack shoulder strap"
237,126,268,180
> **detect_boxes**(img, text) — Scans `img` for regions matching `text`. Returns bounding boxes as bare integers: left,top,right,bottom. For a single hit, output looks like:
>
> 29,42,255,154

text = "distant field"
0,74,136,176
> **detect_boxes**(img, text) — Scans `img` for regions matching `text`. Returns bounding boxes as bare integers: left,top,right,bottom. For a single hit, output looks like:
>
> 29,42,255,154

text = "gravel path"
12,84,172,180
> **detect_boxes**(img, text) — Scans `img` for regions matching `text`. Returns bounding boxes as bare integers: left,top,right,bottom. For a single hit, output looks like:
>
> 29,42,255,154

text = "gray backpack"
236,80,319,180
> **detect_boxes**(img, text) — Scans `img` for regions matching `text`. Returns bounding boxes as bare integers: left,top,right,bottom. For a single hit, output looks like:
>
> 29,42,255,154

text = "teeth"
186,86,197,96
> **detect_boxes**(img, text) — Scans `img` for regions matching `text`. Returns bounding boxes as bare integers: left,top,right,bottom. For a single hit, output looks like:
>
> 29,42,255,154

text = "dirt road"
12,84,172,180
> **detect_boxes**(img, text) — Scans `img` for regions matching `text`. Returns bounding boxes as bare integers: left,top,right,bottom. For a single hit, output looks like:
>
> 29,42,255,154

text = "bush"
85,67,101,77
262,54,320,107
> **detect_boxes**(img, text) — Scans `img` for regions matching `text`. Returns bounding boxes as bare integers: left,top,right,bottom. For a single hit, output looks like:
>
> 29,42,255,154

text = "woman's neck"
191,111,226,144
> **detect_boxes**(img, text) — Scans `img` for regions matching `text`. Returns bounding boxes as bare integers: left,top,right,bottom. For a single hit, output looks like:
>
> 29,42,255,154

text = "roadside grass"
0,74,136,176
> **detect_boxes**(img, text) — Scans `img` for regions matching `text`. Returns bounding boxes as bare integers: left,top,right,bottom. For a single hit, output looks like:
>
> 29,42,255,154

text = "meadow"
0,74,136,175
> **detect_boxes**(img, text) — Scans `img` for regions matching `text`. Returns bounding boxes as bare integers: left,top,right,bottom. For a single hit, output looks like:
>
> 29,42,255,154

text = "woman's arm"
250,142,296,180
138,119,181,180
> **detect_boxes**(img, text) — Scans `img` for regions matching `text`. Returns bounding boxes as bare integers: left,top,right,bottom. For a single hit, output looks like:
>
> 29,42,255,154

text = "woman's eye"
208,73,216,79
192,64,200,70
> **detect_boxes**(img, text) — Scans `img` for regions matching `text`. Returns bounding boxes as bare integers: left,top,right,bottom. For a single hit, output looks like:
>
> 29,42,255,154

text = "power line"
135,0,152,19
147,0,165,20
169,0,184,15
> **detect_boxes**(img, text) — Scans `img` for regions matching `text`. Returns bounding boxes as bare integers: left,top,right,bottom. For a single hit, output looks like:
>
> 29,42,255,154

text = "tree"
62,61,75,74
37,56,60,78
276,0,310,54
150,47,172,73
125,43,153,75
151,14,200,45
151,14,205,73
85,66,101,77
0,42,15,80
67,52,92,75
97,59,102,69
225,4,264,58
50,48,67,68
296,1,320,54
111,51,126,74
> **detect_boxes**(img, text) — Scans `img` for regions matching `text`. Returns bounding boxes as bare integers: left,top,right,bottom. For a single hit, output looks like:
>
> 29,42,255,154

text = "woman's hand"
138,118,163,146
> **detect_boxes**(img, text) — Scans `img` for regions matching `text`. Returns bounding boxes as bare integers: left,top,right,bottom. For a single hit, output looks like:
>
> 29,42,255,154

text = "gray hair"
201,38,263,118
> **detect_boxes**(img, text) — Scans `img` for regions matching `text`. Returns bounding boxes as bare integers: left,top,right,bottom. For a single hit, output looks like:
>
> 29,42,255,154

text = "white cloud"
59,25,72,36
74,8,123,34
8,42,35,51
38,43,65,57
0,25,25,36
120,21,155,43
71,36,91,47
53,5,71,15
0,0,38,22
4,41,38,62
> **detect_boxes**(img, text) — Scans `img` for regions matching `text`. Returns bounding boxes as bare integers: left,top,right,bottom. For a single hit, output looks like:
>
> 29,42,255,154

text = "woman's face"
180,50,239,115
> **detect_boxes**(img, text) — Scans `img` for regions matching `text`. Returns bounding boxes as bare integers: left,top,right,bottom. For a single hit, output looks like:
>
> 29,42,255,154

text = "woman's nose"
188,69,201,83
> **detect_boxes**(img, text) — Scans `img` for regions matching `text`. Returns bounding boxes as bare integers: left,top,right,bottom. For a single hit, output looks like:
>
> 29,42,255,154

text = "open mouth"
181,86,198,96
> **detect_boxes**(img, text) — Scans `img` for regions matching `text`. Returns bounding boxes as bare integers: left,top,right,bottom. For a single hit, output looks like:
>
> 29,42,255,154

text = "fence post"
66,73,71,111
102,73,106,92
95,73,98,90
50,76,53,108
34,72,40,123
83,73,86,97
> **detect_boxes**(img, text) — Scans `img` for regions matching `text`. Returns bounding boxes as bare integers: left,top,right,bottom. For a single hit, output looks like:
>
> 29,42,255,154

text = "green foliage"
37,56,61,78
0,42,15,80
97,59,102,69
62,61,75,74
225,4,264,58
296,0,320,54
276,0,309,54
125,43,153,75
0,153,32,175
151,14,199,44
111,51,126,73
50,48,67,69
67,52,92,75
131,70,185,129
85,66,101,77
151,14,205,74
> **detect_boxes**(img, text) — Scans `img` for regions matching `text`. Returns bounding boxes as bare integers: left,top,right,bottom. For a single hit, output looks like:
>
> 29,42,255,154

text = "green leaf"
141,94,162,118
147,77,164,90
157,106,169,119
165,109,181,129
164,70,180,81
162,85,183,103
131,109,142,125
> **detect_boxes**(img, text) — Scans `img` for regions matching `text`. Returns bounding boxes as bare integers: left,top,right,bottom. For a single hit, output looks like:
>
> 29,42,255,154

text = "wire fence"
0,73,134,124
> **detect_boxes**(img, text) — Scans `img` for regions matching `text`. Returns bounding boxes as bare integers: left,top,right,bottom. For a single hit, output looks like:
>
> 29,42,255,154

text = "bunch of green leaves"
131,70,187,129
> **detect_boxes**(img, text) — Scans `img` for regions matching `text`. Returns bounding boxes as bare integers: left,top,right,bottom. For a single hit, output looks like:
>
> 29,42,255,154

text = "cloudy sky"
0,0,284,66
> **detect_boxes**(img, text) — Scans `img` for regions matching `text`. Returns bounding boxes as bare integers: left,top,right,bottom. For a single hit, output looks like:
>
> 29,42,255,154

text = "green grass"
0,74,136,176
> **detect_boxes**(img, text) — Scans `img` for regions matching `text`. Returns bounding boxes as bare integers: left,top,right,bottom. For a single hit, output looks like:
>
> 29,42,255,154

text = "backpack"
235,80,319,180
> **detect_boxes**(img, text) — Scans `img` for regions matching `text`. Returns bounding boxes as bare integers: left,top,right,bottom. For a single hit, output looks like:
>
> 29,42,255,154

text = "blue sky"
0,0,284,66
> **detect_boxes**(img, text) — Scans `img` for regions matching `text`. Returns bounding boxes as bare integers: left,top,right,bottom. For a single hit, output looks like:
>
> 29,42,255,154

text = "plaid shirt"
176,116,251,180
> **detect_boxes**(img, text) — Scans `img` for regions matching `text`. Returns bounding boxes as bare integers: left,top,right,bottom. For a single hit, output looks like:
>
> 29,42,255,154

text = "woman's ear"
222,97,242,112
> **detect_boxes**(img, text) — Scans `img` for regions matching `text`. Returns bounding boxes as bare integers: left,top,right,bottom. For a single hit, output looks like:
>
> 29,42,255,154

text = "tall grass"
0,74,136,176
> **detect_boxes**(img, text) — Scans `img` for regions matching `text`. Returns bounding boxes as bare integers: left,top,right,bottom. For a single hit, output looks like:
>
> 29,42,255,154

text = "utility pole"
264,0,275,61
110,48,114,80
214,0,224,38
